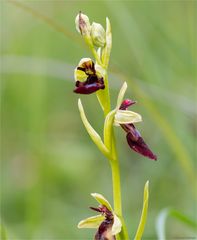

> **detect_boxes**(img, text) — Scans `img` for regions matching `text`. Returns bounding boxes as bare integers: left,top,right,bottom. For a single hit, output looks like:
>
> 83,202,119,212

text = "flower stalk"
74,12,157,240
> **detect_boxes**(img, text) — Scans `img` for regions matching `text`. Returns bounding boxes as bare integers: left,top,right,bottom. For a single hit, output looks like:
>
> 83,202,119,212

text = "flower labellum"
74,58,105,94
119,99,157,160
90,206,115,240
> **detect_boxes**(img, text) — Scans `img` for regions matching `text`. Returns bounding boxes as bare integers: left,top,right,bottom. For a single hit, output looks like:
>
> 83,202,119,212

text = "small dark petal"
90,206,113,220
90,206,102,213
120,99,136,110
126,132,157,160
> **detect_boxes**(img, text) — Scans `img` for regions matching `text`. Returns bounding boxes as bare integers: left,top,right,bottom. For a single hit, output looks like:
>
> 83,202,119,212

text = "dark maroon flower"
74,58,105,94
90,206,116,240
120,99,157,161
78,193,122,240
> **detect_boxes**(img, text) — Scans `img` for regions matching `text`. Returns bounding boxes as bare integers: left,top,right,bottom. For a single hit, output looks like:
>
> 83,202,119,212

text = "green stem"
110,132,130,240
102,71,129,239
88,40,129,239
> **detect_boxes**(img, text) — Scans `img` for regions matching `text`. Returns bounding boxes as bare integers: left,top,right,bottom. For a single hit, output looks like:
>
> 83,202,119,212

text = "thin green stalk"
103,73,111,116
102,72,129,239
110,132,130,240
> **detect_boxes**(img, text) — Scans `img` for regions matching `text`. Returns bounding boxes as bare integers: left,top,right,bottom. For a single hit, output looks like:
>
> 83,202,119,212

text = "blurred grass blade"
8,0,79,43
156,208,169,240
134,181,149,240
78,99,110,158
156,208,197,240
0,224,8,240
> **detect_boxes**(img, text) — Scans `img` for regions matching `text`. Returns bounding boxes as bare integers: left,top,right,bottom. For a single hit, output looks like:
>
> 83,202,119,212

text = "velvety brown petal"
74,76,105,94
95,220,116,240
126,132,157,160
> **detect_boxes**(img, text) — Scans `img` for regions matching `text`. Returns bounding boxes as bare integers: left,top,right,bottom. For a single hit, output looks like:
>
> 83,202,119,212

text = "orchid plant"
74,12,157,240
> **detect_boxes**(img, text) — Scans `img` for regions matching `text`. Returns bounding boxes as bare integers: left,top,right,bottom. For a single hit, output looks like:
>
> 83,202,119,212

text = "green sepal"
91,193,113,212
78,214,105,229
78,99,110,158
134,181,149,240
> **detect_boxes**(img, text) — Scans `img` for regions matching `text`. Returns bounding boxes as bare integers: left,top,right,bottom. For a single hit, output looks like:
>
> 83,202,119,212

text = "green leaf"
134,181,149,240
78,99,110,158
114,110,142,125
91,193,113,212
78,214,105,229
156,208,197,240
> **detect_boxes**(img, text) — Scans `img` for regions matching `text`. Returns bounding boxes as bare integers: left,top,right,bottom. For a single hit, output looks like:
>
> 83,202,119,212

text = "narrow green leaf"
91,193,113,212
134,181,149,240
78,214,105,229
156,208,197,240
170,210,197,229
78,99,110,158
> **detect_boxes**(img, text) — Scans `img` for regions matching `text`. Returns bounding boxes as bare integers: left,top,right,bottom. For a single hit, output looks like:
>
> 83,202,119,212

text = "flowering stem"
103,73,129,239
110,132,130,240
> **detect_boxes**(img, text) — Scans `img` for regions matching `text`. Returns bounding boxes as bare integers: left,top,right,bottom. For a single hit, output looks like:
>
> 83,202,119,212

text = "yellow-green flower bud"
91,22,106,47
75,12,91,36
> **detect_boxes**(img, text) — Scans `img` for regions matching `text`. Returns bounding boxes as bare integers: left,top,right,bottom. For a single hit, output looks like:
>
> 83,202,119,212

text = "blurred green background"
1,0,196,239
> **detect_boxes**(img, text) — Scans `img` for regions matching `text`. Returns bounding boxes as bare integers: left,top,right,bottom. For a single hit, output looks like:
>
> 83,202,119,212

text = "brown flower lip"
90,206,115,240
120,99,157,161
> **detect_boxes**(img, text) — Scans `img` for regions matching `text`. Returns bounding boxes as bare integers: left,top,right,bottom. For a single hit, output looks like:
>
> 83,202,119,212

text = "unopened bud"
91,22,106,47
75,12,91,36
